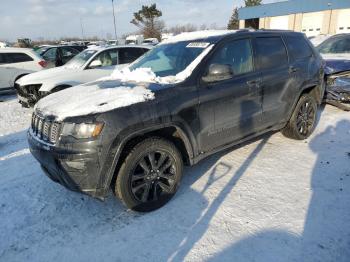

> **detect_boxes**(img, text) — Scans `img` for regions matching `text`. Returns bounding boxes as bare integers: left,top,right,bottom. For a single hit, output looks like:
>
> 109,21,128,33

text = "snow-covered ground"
1,94,350,262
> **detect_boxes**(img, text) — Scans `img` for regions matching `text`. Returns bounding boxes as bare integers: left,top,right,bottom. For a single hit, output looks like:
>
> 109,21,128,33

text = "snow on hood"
35,44,213,120
104,44,214,84
35,82,155,121
16,66,80,86
161,30,235,44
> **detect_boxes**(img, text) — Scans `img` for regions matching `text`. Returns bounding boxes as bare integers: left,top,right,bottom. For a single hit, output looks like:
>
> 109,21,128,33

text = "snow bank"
161,30,235,44
35,84,154,121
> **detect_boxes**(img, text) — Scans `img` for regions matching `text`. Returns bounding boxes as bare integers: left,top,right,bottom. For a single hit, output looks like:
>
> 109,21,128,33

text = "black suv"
28,30,325,212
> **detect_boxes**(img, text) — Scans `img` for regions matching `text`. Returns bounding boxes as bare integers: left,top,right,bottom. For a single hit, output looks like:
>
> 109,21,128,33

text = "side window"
285,35,313,60
119,48,145,64
42,48,57,61
0,54,7,64
5,53,33,63
208,38,254,75
61,47,79,57
255,37,288,70
89,49,118,67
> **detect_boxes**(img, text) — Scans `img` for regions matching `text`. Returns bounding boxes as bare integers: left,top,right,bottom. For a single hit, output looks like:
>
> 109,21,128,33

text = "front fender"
97,121,196,197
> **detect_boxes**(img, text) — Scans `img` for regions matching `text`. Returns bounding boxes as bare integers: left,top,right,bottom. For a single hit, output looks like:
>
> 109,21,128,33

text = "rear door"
0,52,34,88
197,37,262,152
0,53,11,89
253,35,292,128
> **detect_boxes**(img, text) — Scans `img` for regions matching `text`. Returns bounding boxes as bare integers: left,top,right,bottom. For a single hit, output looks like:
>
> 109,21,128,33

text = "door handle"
246,79,261,87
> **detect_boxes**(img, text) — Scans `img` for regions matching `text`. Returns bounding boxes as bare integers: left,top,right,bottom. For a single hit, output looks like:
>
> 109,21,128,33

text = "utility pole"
80,17,85,40
111,0,117,40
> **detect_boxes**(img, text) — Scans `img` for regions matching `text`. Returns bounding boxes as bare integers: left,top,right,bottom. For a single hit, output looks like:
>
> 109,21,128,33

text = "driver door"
197,38,263,152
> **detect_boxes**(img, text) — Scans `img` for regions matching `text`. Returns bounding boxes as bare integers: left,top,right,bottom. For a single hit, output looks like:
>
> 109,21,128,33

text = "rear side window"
0,54,6,64
209,38,254,75
255,37,288,70
285,35,313,60
5,53,33,63
119,48,146,64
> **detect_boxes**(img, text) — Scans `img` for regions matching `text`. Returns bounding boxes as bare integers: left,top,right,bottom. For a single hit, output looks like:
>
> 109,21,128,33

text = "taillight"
38,60,47,68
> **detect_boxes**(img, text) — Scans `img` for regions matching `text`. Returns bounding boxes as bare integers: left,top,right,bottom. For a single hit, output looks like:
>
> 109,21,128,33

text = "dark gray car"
28,30,325,212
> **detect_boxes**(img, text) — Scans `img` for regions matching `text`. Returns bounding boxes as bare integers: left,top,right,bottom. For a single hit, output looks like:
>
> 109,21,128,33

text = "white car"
0,48,47,93
16,45,151,107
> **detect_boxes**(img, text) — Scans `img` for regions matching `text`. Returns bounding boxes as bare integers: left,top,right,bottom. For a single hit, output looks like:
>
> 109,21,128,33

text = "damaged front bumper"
28,129,108,199
15,84,46,108
325,70,350,111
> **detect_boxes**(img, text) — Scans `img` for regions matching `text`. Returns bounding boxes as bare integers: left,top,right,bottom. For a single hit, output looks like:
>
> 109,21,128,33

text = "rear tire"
282,93,317,140
115,137,183,212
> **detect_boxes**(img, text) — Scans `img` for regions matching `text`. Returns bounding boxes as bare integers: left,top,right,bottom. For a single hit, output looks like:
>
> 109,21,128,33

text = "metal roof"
238,0,350,19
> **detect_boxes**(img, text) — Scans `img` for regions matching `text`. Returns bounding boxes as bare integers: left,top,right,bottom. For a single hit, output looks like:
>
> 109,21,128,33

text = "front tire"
115,137,183,212
282,93,317,140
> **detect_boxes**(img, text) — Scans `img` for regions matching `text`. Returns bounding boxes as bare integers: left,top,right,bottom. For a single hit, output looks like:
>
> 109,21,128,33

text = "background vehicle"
142,38,159,46
28,30,324,212
0,48,47,93
126,35,144,45
315,34,350,110
16,45,151,107
35,45,87,68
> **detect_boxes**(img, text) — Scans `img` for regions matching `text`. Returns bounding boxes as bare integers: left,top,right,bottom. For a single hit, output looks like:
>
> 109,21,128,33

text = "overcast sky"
0,0,279,41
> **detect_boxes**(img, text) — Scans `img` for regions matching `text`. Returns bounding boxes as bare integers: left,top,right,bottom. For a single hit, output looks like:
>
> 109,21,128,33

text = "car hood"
322,54,350,75
34,79,166,121
16,66,81,86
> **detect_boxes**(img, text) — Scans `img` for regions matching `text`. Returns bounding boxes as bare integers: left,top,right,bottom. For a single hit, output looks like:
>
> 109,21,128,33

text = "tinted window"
119,48,146,64
42,48,57,61
61,47,79,57
209,38,253,75
0,54,6,64
285,35,313,60
5,53,33,63
255,37,288,70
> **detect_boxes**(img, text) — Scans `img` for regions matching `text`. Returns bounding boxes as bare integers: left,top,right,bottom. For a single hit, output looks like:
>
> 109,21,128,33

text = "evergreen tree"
245,0,262,7
227,7,239,30
131,4,164,40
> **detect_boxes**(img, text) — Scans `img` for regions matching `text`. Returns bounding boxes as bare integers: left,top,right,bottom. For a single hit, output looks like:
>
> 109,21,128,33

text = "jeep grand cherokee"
28,30,325,212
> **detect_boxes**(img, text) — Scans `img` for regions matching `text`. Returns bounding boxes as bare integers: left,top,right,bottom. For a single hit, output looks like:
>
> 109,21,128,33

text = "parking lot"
1,94,349,261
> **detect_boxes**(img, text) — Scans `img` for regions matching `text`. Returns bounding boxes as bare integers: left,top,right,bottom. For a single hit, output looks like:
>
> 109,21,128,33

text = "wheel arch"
105,124,196,192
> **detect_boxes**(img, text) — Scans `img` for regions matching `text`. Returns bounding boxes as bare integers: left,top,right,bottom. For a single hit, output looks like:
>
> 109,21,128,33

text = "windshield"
64,49,97,68
317,36,350,54
129,41,209,77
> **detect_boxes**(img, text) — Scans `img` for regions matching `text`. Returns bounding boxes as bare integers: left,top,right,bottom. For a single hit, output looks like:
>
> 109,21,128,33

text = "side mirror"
202,64,233,83
89,60,102,69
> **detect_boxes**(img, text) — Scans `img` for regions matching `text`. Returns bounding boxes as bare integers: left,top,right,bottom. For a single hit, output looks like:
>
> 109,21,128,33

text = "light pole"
111,0,117,40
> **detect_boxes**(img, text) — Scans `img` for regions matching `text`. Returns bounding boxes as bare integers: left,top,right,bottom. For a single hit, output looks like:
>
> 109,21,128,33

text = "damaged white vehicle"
15,45,151,107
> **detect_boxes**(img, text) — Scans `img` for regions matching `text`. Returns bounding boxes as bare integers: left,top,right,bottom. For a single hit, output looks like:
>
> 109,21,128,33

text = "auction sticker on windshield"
186,42,210,48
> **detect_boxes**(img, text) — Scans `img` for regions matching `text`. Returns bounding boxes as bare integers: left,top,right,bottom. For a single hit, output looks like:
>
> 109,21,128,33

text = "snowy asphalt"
0,95,349,262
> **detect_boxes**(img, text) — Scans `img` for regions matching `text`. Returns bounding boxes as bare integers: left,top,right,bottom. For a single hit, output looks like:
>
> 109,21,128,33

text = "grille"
31,113,61,144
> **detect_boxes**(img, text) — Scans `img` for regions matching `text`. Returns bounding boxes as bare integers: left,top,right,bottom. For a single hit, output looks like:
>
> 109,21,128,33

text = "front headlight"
61,122,104,139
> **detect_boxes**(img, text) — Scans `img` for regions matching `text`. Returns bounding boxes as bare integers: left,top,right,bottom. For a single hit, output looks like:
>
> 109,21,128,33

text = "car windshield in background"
317,36,350,54
64,49,97,68
129,41,210,77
